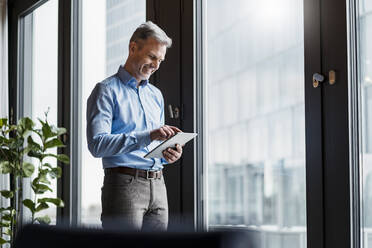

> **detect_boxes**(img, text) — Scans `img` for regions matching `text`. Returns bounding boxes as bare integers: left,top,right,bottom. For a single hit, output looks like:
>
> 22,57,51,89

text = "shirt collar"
117,66,148,88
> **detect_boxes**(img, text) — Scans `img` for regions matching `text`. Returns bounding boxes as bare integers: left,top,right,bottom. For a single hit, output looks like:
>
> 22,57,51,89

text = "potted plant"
0,113,69,246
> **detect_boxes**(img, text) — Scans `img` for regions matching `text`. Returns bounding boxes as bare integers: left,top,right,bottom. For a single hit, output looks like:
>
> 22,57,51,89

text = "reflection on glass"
358,1,372,247
29,0,59,223
205,0,306,247
81,0,145,225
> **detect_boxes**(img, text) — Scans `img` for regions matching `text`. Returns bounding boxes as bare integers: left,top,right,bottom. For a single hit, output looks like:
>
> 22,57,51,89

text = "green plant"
0,114,69,246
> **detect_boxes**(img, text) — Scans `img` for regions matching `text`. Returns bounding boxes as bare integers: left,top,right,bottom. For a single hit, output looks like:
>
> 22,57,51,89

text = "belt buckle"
146,170,154,180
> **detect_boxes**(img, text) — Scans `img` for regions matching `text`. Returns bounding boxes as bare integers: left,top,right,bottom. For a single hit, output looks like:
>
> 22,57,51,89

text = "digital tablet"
144,132,197,159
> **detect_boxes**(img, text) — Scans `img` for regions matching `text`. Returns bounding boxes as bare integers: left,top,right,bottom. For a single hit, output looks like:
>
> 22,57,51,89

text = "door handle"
168,104,180,119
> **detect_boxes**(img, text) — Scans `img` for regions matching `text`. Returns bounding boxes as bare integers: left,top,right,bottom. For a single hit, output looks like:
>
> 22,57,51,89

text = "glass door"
200,0,307,247
197,0,354,247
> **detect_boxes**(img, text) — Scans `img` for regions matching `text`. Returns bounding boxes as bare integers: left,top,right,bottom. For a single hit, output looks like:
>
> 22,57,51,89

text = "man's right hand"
150,125,182,141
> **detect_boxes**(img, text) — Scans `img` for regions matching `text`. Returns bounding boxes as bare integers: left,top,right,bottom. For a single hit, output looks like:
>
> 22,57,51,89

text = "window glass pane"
24,0,59,224
204,0,306,246
359,2,372,247
81,0,146,225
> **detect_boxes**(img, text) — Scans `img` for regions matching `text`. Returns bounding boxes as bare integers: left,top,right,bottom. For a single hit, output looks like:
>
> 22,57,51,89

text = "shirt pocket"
146,102,162,129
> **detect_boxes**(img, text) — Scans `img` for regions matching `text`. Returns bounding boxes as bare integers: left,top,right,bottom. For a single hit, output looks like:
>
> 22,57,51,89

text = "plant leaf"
44,138,65,149
49,167,62,179
44,153,69,164
0,207,10,212
0,222,10,227
0,118,7,128
0,161,13,174
32,183,53,194
27,135,41,151
0,206,14,212
38,197,64,208
22,199,35,213
4,125,17,134
2,214,12,221
37,118,45,126
0,190,13,198
42,122,57,139
22,162,35,177
56,127,67,136
40,153,57,160
43,163,53,169
0,136,9,145
4,228,11,236
0,148,11,161
35,215,51,225
9,137,23,150
18,117,34,131
56,154,70,164
28,150,43,160
0,237,8,244
35,202,49,212
38,169,51,184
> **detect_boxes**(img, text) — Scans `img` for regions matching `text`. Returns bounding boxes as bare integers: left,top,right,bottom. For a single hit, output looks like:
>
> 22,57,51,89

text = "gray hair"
130,21,172,48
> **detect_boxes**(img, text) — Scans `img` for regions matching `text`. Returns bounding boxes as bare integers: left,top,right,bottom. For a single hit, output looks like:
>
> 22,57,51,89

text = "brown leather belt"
106,167,162,180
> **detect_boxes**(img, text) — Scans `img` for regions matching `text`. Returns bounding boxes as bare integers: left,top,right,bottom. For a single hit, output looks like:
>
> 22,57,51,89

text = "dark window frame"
7,1,362,247
146,0,196,230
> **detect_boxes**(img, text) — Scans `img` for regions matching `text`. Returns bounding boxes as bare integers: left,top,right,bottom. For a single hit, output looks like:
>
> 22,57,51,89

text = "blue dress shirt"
86,66,167,170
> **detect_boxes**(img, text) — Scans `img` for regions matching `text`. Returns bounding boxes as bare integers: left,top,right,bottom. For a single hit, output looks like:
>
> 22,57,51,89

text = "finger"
167,126,176,136
172,145,181,154
162,126,173,137
163,126,175,137
175,144,182,153
159,128,168,139
163,153,174,163
164,150,177,161
167,148,180,157
161,126,171,137
167,150,181,163
163,154,172,163
163,151,170,162
169,126,182,133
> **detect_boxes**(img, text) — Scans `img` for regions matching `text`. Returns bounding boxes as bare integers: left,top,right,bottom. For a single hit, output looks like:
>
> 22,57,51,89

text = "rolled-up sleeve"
86,83,152,158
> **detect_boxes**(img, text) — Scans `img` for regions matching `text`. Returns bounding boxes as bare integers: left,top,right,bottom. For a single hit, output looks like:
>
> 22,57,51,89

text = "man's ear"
128,41,137,55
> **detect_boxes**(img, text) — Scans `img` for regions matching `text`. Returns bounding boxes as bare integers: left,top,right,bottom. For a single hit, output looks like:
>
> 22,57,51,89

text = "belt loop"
135,169,139,179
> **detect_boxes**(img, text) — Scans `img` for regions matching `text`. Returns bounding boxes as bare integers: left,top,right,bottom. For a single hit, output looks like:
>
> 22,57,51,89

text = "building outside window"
204,0,306,247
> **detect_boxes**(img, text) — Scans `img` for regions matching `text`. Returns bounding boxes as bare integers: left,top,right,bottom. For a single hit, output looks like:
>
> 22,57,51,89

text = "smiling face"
125,37,167,84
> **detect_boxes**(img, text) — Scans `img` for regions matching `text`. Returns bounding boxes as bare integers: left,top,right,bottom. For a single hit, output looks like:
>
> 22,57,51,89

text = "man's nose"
151,61,160,70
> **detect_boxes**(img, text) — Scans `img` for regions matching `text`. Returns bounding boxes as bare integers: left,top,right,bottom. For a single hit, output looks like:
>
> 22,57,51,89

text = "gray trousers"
101,169,168,231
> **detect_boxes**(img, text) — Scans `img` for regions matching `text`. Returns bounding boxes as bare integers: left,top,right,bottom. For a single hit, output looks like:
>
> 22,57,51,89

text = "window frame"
8,0,78,225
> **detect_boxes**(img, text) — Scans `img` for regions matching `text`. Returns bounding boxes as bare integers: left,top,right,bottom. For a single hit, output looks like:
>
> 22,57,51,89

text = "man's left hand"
163,144,183,163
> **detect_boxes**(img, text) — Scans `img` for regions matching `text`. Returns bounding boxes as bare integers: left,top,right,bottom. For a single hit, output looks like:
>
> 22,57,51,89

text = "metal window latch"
313,73,325,88
313,70,336,88
62,134,68,143
168,104,180,119
328,70,336,85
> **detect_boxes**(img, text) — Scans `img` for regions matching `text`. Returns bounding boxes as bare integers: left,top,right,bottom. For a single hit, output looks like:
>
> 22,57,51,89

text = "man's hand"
150,125,181,141
163,144,183,163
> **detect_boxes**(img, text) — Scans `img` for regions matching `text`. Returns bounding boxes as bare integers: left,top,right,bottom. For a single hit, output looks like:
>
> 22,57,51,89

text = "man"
86,21,182,231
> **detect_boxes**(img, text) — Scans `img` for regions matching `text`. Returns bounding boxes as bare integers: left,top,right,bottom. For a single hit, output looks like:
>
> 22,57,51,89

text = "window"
358,0,372,246
80,0,146,225
21,0,59,223
201,0,306,246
